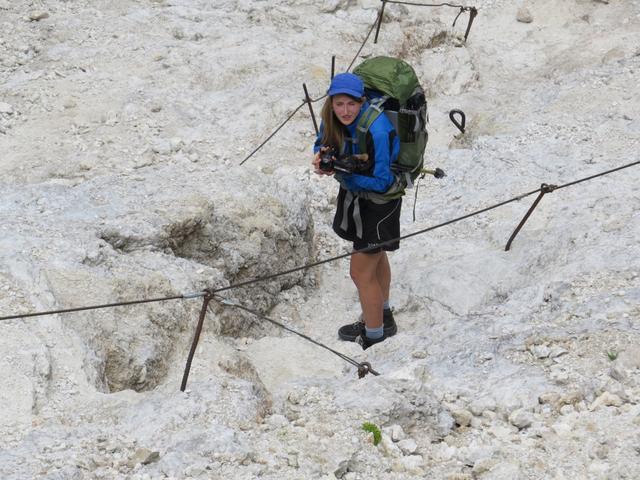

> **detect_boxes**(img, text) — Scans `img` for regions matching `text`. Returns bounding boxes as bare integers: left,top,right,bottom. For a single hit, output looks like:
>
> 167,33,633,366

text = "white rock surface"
508,409,534,429
1,0,640,479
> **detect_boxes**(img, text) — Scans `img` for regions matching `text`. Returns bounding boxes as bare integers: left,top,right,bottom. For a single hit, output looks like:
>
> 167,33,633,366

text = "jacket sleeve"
341,121,399,193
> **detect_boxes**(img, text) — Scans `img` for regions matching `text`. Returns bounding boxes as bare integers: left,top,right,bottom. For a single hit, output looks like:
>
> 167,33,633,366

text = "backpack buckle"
370,96,387,112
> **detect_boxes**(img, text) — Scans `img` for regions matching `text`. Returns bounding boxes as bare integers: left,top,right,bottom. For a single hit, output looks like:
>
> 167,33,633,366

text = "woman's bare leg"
376,251,391,304
350,252,384,329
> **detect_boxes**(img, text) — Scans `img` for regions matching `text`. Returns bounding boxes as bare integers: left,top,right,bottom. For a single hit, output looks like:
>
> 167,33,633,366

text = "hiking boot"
383,308,397,337
356,332,387,350
337,308,397,341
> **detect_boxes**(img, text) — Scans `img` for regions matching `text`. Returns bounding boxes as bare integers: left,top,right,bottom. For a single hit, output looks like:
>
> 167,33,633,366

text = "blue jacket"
314,102,400,193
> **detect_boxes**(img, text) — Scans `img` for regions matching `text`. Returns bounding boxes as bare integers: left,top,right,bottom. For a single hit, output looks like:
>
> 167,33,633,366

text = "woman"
312,72,401,350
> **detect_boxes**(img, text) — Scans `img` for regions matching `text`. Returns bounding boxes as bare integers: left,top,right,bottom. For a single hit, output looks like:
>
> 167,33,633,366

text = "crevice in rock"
85,200,316,391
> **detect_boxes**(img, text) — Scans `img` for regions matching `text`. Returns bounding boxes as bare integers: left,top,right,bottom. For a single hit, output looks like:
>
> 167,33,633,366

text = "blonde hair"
320,95,364,151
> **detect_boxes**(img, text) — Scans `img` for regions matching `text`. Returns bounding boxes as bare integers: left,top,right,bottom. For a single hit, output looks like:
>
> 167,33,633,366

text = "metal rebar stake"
180,293,212,391
505,184,556,251
303,83,319,136
374,0,387,44
464,7,478,42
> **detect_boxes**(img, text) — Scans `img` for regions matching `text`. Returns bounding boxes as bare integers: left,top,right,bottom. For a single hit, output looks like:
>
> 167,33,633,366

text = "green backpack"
353,56,429,200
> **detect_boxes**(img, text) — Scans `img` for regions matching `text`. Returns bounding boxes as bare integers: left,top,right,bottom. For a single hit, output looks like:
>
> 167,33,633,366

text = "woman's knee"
351,270,376,290
350,255,378,286
349,265,364,286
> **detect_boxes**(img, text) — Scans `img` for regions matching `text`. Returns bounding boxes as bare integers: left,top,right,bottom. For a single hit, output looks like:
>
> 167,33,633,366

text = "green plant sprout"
361,422,382,446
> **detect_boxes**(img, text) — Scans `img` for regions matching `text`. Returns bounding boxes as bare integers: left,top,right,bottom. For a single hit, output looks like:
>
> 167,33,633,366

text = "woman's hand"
312,149,334,176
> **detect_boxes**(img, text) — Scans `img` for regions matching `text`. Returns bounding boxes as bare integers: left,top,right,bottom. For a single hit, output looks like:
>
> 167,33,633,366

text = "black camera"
319,146,370,174
319,146,339,172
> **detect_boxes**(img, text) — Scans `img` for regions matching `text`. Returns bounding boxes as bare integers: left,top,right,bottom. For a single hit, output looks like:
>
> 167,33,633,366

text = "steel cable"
384,0,472,8
238,0,480,166
2,159,638,323
553,160,640,192
207,187,544,296
240,11,380,165
238,0,475,166
0,293,204,322
347,11,383,72
239,102,306,166
212,297,379,375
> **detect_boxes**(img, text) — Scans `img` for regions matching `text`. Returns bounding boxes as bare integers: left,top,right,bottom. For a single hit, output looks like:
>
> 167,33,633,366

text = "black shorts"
332,187,402,254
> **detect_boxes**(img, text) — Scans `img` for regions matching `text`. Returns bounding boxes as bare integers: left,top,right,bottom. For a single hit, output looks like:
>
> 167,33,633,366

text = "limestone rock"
0,102,14,115
550,367,570,385
469,397,497,416
538,392,560,406
549,345,569,358
1,1,639,479
472,457,497,475
559,390,584,407
620,346,640,370
590,392,623,410
446,473,472,480
398,438,418,455
609,365,627,382
508,409,533,429
559,404,574,415
390,424,406,442
28,11,49,21
396,455,425,475
151,139,172,155
451,409,473,427
320,0,355,13
379,434,402,458
531,344,550,359
334,460,349,479
127,448,160,468
516,7,533,23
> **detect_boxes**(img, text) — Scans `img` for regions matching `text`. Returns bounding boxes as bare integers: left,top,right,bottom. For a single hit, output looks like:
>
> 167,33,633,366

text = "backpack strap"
342,135,358,155
355,97,387,155
352,96,410,203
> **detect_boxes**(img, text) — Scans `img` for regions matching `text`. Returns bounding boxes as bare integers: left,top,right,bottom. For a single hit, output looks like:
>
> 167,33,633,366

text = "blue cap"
327,72,364,98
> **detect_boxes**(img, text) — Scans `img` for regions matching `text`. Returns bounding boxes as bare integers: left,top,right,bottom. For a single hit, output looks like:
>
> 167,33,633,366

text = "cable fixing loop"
358,362,370,378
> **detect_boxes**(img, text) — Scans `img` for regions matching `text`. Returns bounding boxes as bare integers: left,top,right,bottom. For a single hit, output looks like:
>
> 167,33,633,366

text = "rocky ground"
1,0,639,479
